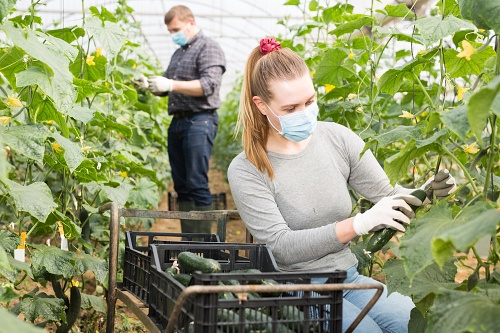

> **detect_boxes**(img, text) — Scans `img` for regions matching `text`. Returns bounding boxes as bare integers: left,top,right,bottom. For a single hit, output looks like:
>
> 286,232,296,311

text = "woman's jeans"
167,111,218,206
313,265,414,333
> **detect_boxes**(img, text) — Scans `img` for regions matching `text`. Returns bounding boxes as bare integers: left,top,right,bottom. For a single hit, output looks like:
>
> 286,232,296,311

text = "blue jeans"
312,265,414,333
167,111,218,206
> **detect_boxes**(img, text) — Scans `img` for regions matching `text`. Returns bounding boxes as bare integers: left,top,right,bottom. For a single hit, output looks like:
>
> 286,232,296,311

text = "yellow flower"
100,100,105,105
399,110,414,119
417,50,426,55
7,95,23,107
45,120,54,125
348,48,355,59
81,146,91,151
325,84,335,93
95,47,103,57
71,280,81,288
0,116,11,125
118,171,127,178
457,86,470,101
310,71,315,77
347,93,357,99
51,142,63,153
464,142,479,154
86,55,95,66
132,63,137,69
457,40,476,61
478,29,485,33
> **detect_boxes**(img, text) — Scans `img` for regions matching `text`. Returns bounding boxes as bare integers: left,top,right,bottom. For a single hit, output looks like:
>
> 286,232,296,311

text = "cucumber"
217,308,248,333
173,273,192,287
366,189,426,252
177,251,222,274
278,305,315,332
218,281,237,299
244,308,295,333
164,266,177,276
220,278,260,299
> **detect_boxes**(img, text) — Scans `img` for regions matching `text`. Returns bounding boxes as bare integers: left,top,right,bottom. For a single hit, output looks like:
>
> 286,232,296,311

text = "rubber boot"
192,204,213,234
178,201,198,234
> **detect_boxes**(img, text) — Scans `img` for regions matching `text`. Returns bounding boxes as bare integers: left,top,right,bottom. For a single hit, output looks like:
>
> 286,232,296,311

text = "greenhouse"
0,0,499,332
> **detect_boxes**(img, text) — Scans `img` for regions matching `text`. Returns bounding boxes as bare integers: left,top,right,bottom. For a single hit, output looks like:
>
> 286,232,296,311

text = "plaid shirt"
164,31,226,114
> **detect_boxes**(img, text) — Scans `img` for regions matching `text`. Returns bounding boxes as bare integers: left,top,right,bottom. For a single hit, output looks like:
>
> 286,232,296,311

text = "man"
146,5,226,233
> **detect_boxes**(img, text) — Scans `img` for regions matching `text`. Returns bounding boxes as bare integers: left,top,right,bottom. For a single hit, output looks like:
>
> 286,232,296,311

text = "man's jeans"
312,265,414,333
167,111,218,206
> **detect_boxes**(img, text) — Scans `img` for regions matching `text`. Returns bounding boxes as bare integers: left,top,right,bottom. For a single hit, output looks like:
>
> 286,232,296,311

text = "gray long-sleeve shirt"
227,121,408,273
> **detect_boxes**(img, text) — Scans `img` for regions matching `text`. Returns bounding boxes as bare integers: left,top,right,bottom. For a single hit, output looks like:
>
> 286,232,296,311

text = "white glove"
420,169,456,200
132,76,149,89
352,194,423,236
147,76,173,94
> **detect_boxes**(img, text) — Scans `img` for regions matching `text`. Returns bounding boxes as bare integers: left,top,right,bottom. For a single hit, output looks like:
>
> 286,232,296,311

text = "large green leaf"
460,0,500,33
413,15,476,46
20,291,65,323
371,125,423,146
30,246,76,278
80,293,106,313
92,112,133,138
128,178,159,209
0,247,10,273
73,77,113,101
85,16,127,59
31,93,69,138
427,288,500,333
0,47,28,86
73,160,99,183
444,47,496,78
384,4,414,18
67,106,95,124
0,0,16,22
0,283,18,303
0,230,20,254
0,21,76,112
44,210,81,239
0,307,46,333
0,256,32,282
432,204,500,267
5,180,57,222
467,75,500,146
383,259,457,314
313,48,355,86
36,30,78,61
0,124,51,163
100,183,133,207
329,16,373,37
46,26,85,44
51,132,85,173
440,105,470,141
74,253,108,284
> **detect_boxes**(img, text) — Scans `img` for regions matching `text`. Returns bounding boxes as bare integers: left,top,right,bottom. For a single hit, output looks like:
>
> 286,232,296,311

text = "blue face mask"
265,102,319,142
171,25,189,46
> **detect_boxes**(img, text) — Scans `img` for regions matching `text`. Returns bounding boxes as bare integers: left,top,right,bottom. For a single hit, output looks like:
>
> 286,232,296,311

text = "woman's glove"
421,169,456,200
352,194,423,236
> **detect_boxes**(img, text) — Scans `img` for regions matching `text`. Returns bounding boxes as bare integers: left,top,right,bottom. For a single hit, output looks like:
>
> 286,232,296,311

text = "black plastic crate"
167,191,227,211
123,231,220,306
148,243,345,332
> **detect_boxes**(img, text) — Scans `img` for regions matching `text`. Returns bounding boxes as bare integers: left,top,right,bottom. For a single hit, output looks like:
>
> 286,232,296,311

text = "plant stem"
412,72,436,109
441,145,480,194
483,115,497,199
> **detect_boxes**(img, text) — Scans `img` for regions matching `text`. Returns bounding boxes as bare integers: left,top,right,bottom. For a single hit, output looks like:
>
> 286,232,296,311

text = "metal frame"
99,202,382,333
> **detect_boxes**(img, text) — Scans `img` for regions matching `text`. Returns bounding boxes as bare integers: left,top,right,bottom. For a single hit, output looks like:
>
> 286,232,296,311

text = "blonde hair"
164,5,194,24
237,46,309,180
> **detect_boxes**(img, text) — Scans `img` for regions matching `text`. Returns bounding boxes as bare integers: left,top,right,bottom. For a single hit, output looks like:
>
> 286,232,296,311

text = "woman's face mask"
265,102,319,142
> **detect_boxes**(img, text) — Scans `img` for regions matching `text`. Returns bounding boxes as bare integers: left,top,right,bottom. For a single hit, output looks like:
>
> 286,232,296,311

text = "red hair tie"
259,37,281,56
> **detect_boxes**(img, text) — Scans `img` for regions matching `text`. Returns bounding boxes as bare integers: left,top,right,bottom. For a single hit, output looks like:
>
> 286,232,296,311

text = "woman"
227,38,456,332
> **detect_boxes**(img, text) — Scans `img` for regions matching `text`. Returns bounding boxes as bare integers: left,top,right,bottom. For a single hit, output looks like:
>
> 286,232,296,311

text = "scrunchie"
260,37,282,56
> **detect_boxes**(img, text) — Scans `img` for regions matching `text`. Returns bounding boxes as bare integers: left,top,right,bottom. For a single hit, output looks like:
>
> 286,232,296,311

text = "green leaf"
467,75,500,146
0,230,20,254
0,124,50,163
51,132,85,173
73,160,99,183
100,183,133,207
73,77,113,101
0,0,16,21
432,204,500,266
0,246,10,273
372,26,422,45
30,246,76,278
20,291,65,323
5,180,57,222
384,140,437,185
460,0,500,33
0,47,28,86
67,106,95,124
92,112,133,138
74,253,107,284
329,16,373,37
0,283,18,303
0,307,46,333
427,288,500,333
47,26,85,44
0,256,32,282
45,210,81,239
378,69,411,95
383,259,457,313
384,4,414,18
440,105,470,140
35,30,78,62
128,178,159,209
85,16,127,59
80,293,106,313
399,202,453,280
0,21,76,112
31,93,69,138
408,307,427,333
413,15,476,46
313,49,355,86
371,125,423,146
444,47,496,78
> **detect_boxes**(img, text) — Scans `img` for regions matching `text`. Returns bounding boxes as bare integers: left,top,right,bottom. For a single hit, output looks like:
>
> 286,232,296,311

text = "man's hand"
147,76,173,94
352,194,423,236
421,169,456,200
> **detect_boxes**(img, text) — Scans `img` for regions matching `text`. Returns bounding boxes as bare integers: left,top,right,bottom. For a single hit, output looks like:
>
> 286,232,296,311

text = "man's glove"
132,76,149,90
421,169,456,200
352,194,423,236
147,76,173,94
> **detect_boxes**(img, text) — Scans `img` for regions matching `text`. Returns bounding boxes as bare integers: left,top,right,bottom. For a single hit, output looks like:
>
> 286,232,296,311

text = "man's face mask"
171,24,189,46
265,102,319,142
